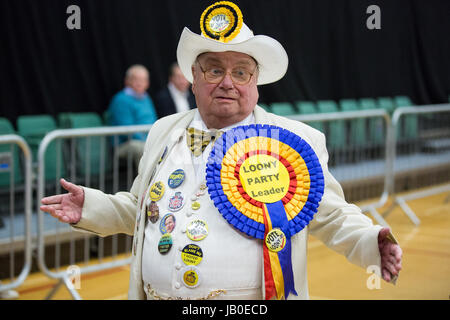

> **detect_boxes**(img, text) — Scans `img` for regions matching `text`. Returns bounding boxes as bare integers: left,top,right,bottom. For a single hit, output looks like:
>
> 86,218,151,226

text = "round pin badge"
158,233,173,254
181,244,203,266
168,191,185,212
186,219,209,241
159,213,176,234
168,169,185,189
181,266,201,288
265,228,286,252
147,201,160,224
191,201,201,210
149,181,165,201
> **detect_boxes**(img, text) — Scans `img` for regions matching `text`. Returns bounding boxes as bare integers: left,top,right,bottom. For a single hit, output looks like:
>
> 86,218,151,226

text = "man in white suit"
40,1,401,300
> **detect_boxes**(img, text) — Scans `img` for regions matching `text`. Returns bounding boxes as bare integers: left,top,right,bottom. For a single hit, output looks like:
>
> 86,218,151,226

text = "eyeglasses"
196,59,258,85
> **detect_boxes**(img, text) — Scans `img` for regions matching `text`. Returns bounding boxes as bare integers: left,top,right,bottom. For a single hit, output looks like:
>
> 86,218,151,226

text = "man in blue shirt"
108,65,157,168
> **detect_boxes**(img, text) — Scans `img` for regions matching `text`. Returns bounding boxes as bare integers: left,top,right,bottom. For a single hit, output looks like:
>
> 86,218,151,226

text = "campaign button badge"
186,219,209,241
168,169,185,189
181,244,203,266
147,201,160,224
191,201,201,210
160,213,176,234
168,191,185,212
158,233,173,254
149,181,165,201
265,228,286,252
181,266,201,288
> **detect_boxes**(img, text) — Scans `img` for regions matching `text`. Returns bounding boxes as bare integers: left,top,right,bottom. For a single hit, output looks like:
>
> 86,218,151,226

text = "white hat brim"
176,27,289,86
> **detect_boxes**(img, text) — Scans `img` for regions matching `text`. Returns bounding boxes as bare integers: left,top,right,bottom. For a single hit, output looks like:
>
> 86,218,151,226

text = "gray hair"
125,64,149,80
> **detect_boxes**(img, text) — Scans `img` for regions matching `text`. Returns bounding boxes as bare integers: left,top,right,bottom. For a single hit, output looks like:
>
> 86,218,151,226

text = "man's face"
191,51,259,129
126,69,149,95
170,66,190,93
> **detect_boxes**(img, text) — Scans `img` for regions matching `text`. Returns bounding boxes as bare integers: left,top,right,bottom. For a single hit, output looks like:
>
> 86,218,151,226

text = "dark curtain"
1,0,449,125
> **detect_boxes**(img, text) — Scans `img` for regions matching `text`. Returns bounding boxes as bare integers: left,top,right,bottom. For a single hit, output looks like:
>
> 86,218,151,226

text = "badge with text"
168,191,185,212
200,1,243,43
206,124,325,300
159,213,176,234
168,169,185,189
158,233,173,254
181,244,203,266
186,219,209,241
149,181,165,202
147,201,160,224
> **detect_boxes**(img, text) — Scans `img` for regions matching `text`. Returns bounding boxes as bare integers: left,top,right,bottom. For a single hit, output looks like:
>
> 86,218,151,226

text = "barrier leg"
45,279,64,300
395,197,421,226
368,207,390,227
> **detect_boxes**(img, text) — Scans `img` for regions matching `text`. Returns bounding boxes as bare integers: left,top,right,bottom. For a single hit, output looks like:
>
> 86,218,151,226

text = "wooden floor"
5,186,450,300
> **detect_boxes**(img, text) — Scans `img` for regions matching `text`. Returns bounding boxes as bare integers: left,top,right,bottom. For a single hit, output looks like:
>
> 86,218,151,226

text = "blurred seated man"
107,64,157,168
154,62,196,118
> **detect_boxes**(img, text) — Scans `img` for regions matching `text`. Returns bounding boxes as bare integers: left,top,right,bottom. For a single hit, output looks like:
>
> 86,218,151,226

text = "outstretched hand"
378,227,402,282
40,178,84,224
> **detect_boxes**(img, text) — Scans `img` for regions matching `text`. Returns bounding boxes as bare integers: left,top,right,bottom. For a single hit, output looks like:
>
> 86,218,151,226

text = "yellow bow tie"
186,128,223,157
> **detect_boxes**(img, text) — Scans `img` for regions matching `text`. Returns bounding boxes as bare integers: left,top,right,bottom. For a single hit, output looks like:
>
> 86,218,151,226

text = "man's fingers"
378,227,391,242
41,194,63,205
60,178,81,194
382,268,391,282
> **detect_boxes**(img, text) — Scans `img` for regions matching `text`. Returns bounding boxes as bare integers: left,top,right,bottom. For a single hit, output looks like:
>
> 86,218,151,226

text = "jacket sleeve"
307,131,383,270
71,131,153,237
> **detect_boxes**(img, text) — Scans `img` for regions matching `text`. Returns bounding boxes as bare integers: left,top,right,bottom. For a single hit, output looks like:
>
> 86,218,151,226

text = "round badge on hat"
200,1,243,43
149,181,165,201
168,169,185,189
158,233,173,255
159,213,176,234
186,219,209,241
168,191,185,212
181,266,201,288
181,244,203,266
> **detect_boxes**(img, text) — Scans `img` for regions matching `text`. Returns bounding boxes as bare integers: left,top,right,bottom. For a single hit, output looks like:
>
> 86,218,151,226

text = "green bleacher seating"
17,115,65,181
0,118,23,187
295,101,325,133
317,100,346,148
64,112,110,176
359,98,384,145
270,102,296,116
377,97,396,114
394,96,417,141
339,99,366,146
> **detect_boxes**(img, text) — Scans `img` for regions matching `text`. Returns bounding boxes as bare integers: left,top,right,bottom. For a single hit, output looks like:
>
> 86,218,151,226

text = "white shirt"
141,110,261,299
168,82,191,113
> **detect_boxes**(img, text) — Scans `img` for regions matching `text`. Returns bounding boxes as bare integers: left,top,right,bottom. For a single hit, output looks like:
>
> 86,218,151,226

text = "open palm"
40,178,84,224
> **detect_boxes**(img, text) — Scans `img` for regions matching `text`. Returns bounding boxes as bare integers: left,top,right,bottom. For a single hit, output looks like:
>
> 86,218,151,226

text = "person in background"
154,62,196,118
107,64,157,168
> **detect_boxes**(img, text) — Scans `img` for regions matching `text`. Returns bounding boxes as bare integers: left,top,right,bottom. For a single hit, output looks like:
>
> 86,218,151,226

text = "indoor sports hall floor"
9,186,450,300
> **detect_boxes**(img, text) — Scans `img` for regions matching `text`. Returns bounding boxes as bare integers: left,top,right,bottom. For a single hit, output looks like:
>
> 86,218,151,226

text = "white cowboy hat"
176,17,289,86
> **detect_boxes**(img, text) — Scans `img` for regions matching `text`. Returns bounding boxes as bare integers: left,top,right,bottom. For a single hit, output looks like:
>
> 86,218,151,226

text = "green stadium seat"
17,115,65,181
295,101,325,133
317,100,346,148
0,118,23,187
377,97,396,114
394,96,417,141
64,112,110,176
270,102,296,116
359,98,384,145
339,99,366,146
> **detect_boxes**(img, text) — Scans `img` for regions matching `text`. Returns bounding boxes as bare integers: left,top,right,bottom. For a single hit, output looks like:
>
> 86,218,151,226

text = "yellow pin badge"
200,1,243,43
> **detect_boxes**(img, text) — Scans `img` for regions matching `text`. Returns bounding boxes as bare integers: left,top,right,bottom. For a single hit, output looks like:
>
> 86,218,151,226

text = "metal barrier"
288,109,392,227
382,104,450,225
0,135,32,295
37,125,152,300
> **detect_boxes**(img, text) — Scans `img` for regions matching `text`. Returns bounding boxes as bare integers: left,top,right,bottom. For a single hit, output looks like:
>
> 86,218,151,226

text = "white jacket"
74,105,384,300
